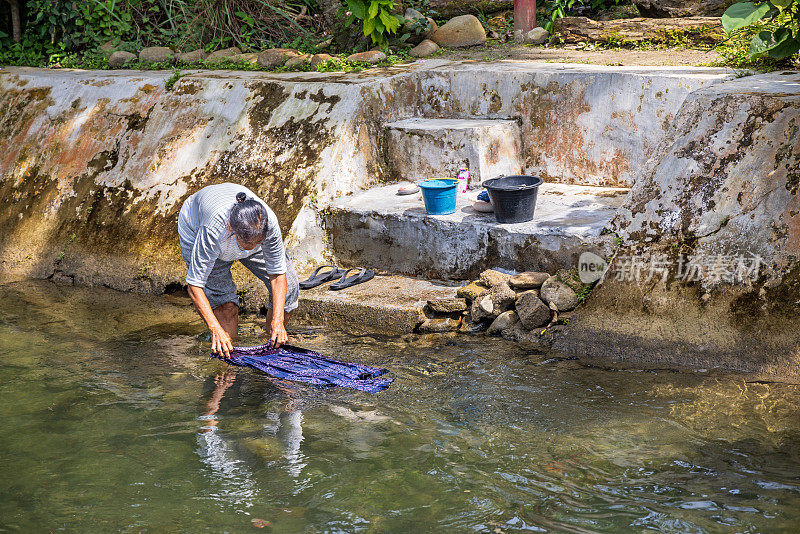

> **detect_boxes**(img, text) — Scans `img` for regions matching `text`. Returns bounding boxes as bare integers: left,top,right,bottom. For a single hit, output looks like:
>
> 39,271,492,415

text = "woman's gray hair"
229,192,268,242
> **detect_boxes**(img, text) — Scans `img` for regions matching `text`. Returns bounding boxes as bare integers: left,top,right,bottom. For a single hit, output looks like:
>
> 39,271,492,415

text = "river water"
1,278,798,532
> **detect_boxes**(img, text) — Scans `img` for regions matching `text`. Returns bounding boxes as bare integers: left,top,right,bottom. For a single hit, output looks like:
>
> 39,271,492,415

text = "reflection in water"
198,370,308,506
1,278,799,532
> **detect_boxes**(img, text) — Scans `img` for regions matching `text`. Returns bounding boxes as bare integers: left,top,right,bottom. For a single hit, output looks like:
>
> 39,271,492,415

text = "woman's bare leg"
266,308,293,329
212,301,240,342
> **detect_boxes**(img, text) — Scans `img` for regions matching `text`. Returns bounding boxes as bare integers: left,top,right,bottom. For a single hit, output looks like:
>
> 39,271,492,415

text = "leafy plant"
540,0,625,32
722,0,800,59
342,0,401,46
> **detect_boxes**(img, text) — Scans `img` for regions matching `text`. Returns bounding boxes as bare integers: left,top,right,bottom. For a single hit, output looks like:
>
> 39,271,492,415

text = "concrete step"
383,118,523,187
295,274,459,334
327,182,629,280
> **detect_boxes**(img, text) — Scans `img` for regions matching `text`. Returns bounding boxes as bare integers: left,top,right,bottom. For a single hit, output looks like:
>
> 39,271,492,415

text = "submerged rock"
346,51,387,64
509,271,549,290
488,310,518,334
257,48,300,68
418,317,461,333
432,15,487,48
501,321,542,343
409,39,440,58
540,276,579,312
479,268,511,288
457,281,487,301
427,297,468,313
515,290,551,329
108,51,136,69
139,46,174,64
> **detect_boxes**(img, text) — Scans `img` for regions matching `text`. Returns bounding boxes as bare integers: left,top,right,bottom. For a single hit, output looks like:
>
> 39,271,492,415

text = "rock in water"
177,49,207,63
457,281,487,301
419,317,462,332
409,39,440,58
488,310,518,334
206,47,241,60
540,276,579,311
515,290,551,329
479,268,512,288
139,46,174,64
471,293,494,322
108,51,136,69
509,271,550,290
427,298,468,313
488,282,516,315
432,15,487,48
346,51,387,64
257,48,300,69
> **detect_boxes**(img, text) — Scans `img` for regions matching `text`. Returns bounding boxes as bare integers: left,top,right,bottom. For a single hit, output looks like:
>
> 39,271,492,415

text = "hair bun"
235,192,247,203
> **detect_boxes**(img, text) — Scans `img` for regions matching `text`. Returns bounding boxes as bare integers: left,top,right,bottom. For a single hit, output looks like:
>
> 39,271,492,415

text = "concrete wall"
0,62,734,305
559,72,800,383
411,63,733,186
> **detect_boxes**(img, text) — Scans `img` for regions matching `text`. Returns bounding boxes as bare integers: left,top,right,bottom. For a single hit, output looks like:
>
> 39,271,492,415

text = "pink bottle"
457,169,470,193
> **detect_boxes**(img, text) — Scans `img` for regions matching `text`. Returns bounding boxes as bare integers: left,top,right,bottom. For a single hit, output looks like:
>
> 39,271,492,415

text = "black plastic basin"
482,175,544,224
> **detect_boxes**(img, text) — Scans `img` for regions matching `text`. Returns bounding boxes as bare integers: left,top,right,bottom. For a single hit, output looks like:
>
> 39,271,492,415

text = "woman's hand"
269,320,288,349
210,324,234,358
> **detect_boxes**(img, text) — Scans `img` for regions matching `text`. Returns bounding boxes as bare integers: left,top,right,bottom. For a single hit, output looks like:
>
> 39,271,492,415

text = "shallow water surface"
1,279,798,532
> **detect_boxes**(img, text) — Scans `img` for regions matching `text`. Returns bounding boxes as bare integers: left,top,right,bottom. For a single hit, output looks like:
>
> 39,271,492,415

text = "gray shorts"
194,253,300,312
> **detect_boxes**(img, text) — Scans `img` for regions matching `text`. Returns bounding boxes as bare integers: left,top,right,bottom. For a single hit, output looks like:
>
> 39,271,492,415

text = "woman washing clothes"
178,183,300,358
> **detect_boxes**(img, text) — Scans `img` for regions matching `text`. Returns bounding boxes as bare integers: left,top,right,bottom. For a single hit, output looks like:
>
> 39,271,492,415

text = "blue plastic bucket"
419,179,457,215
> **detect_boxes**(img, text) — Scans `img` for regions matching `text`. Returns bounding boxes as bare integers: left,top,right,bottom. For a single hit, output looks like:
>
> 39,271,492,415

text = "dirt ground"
439,43,723,67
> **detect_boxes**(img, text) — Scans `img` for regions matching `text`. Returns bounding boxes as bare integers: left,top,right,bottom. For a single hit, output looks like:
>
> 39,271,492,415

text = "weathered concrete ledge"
0,62,734,303
328,182,628,279
295,275,458,334
559,71,800,383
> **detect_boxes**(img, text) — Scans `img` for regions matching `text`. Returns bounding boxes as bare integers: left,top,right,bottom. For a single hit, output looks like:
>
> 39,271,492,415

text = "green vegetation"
720,1,799,62
540,0,630,32
0,0,322,67
342,0,402,46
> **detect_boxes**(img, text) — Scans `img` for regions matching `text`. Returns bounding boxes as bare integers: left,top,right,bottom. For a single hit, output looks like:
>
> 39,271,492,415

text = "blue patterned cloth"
214,344,392,393
477,190,490,202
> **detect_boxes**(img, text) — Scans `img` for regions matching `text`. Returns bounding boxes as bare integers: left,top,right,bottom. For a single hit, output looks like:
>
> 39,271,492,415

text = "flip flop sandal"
299,265,346,290
329,268,375,290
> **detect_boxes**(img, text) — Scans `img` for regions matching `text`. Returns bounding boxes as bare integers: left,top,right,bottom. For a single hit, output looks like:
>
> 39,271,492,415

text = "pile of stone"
420,268,586,340
105,10,499,70
107,43,396,70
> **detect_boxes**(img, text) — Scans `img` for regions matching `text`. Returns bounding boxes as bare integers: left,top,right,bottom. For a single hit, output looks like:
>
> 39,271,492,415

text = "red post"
514,0,537,34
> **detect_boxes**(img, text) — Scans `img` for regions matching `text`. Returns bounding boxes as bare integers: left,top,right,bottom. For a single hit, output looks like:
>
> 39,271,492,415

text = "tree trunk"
7,0,22,42
514,0,536,34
